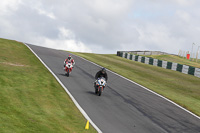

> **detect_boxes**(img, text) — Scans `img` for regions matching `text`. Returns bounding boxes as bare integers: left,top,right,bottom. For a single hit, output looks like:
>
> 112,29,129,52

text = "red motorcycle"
64,61,73,77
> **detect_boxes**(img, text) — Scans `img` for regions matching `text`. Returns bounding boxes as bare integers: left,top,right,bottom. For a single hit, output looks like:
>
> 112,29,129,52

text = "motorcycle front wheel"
98,87,102,96
66,69,69,77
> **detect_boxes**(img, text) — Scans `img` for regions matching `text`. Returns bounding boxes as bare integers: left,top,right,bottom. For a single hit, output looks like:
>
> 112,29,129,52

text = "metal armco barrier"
117,51,200,78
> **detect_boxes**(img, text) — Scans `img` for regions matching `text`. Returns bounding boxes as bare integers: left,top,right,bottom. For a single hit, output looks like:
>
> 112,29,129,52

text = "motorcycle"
95,77,106,96
64,61,73,77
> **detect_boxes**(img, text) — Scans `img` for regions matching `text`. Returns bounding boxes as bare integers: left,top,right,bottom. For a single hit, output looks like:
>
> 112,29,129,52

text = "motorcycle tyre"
98,87,102,96
66,69,69,77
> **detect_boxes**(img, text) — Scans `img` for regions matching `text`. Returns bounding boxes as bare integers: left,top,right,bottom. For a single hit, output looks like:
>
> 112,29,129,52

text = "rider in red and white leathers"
64,55,75,68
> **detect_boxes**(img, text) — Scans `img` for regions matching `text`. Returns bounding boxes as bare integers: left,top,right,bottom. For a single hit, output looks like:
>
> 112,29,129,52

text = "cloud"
176,10,190,23
40,27,92,52
173,0,195,6
0,0,22,15
42,38,92,53
35,8,56,20
0,0,200,56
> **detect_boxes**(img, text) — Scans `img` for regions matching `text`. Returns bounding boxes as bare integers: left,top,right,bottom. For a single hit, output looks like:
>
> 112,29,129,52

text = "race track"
27,44,200,133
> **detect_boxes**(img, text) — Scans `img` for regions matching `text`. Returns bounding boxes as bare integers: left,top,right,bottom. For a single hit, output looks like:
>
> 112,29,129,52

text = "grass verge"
71,52,200,117
0,38,96,133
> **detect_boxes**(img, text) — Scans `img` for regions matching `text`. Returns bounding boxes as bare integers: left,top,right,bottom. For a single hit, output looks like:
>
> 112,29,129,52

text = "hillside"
0,38,96,133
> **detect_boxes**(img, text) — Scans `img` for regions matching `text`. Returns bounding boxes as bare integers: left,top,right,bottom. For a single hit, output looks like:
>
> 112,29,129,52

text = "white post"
191,43,195,60
180,50,182,57
178,50,181,56
193,53,195,61
183,51,185,58
196,46,200,62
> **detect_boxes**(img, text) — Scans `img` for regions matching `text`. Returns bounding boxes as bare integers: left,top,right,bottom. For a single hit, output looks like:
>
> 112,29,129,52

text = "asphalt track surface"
27,44,200,133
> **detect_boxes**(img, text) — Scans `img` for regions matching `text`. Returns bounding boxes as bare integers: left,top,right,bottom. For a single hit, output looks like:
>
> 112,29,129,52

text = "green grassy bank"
71,52,200,117
0,38,96,133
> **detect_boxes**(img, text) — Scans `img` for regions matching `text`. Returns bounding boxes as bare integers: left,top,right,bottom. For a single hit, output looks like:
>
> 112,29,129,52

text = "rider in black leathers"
95,68,108,81
94,68,108,89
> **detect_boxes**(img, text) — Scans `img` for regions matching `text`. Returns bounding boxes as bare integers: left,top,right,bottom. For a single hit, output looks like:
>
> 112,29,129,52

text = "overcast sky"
1,0,200,55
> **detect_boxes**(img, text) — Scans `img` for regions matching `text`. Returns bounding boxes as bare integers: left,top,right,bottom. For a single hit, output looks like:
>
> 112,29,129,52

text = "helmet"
101,68,106,74
68,55,71,60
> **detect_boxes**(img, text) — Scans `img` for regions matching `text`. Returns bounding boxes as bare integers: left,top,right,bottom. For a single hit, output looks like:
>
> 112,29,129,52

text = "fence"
117,51,200,78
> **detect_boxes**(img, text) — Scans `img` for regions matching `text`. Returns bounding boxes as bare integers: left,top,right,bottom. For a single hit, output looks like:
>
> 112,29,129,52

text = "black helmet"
101,68,106,73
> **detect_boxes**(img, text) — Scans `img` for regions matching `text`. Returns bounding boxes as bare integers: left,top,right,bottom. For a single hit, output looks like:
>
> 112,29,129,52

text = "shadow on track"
86,91,96,96
58,73,66,76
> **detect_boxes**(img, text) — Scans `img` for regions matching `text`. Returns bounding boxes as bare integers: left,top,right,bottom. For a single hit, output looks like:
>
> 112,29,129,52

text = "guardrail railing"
117,51,200,78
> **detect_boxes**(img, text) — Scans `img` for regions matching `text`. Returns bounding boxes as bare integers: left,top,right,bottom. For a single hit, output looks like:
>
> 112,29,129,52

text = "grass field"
0,38,96,133
71,52,200,117
144,54,200,68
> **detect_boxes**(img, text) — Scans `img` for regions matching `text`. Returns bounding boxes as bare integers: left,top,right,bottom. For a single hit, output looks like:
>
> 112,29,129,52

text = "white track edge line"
71,53,200,120
24,43,102,133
